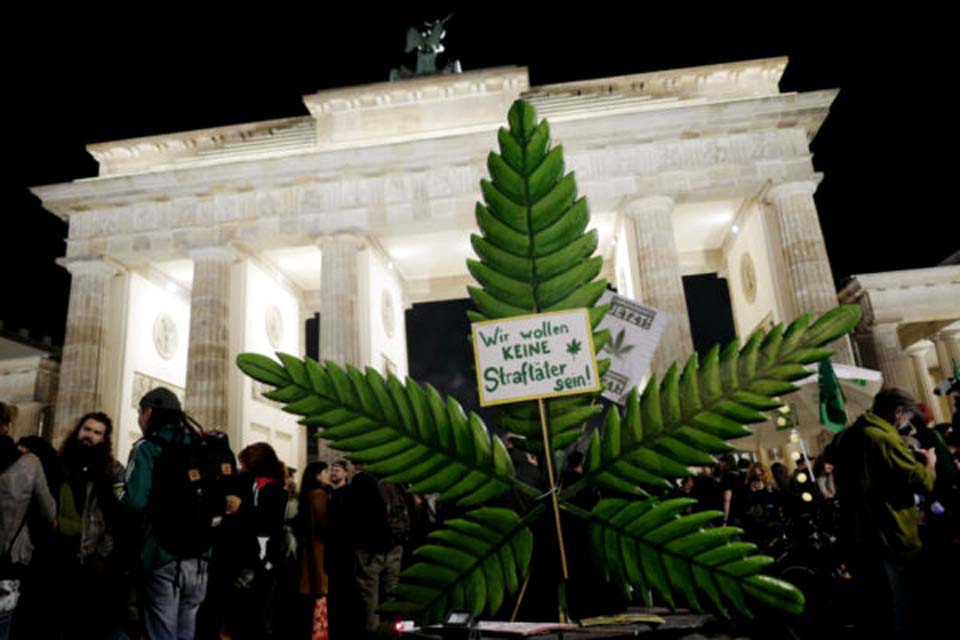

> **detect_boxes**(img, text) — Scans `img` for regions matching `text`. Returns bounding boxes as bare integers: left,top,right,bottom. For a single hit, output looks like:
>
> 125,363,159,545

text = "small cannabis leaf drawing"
566,338,583,358
603,328,636,360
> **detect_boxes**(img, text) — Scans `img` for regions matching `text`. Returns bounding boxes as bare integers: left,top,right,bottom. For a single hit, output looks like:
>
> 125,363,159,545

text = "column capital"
622,195,674,219
939,327,960,342
765,179,819,204
57,257,123,277
317,232,369,252
871,322,901,336
189,245,241,262
904,339,934,358
869,322,905,350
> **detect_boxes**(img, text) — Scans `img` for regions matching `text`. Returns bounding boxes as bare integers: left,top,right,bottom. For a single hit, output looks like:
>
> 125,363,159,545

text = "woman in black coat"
231,442,288,640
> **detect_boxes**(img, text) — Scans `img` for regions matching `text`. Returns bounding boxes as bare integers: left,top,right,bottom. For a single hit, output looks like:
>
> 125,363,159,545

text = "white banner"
596,291,667,404
472,309,601,407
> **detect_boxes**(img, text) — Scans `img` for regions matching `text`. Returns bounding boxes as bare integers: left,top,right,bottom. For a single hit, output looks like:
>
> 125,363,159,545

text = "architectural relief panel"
131,371,184,409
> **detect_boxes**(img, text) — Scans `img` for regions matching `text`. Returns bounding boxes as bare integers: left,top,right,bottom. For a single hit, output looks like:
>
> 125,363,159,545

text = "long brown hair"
61,412,115,457
60,412,117,488
238,442,285,481
745,462,772,489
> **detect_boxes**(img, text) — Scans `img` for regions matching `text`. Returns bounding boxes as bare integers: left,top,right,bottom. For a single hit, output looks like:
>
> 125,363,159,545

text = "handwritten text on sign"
472,309,601,406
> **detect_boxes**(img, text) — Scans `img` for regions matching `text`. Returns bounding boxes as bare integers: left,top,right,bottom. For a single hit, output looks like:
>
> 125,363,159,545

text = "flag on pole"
819,358,847,433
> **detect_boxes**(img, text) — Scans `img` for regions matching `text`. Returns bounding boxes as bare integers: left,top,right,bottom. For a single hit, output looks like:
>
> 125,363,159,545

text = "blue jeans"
142,559,208,640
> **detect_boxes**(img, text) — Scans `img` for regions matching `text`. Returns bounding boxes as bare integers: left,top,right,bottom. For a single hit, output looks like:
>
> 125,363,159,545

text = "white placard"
597,291,668,404
472,309,601,407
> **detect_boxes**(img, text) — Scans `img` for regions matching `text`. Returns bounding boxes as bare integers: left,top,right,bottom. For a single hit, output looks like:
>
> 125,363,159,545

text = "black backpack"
147,426,236,558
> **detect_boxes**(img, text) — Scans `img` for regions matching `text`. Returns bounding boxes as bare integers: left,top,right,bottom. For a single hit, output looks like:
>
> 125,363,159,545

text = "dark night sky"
4,9,956,350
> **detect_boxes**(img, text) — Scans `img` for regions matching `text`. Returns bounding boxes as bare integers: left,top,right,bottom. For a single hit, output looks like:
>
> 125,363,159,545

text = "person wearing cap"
830,387,937,639
121,387,209,639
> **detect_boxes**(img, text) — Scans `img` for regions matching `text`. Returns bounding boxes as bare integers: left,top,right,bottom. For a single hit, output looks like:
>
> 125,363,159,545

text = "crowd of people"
1,383,958,640
0,390,433,640
668,388,959,638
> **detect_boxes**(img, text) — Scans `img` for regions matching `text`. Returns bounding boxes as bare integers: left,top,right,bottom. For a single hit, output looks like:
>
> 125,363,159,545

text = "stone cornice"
542,90,836,144
841,266,960,294
526,57,788,102
33,92,829,218
303,66,528,115
840,266,960,327
87,117,315,177
304,67,529,150
77,60,789,181
54,142,819,264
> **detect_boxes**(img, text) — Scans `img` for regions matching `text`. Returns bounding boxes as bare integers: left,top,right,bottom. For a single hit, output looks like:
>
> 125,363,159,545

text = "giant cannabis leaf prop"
237,100,860,625
466,101,611,451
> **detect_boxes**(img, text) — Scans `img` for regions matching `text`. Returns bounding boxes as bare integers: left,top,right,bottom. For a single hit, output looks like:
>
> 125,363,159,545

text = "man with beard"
58,412,126,639
329,460,348,490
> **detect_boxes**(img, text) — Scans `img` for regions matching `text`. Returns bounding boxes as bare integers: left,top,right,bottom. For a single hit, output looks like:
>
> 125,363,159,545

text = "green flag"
953,358,960,381
819,358,847,433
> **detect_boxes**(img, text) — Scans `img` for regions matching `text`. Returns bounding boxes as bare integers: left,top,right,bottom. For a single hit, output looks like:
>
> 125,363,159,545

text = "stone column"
185,247,235,430
623,196,694,376
934,329,960,420
319,235,365,366
53,259,119,446
941,329,960,371
905,340,943,422
865,323,915,395
767,182,853,364
931,332,958,422
933,332,954,377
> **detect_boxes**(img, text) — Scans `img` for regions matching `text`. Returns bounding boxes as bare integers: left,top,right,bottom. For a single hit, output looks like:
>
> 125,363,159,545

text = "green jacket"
120,423,209,569
832,411,935,559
